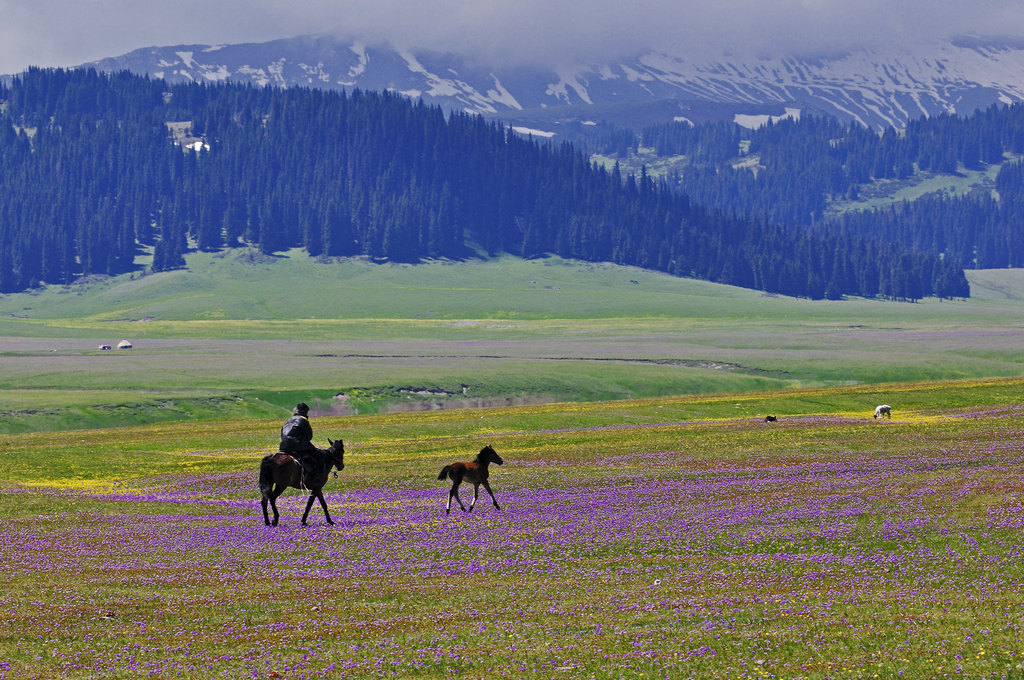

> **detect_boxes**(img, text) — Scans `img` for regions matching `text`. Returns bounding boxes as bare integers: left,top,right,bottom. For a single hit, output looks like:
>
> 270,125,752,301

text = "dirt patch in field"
314,388,554,416
314,353,789,376
380,394,555,413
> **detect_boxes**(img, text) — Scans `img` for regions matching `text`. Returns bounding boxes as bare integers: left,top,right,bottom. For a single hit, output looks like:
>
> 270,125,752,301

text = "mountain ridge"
66,33,1024,131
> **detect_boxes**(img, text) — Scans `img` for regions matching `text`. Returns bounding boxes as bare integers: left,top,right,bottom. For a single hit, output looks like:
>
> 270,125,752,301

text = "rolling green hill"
0,250,1022,433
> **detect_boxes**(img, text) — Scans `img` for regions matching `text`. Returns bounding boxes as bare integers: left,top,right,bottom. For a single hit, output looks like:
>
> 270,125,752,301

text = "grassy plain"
3,379,1024,678
3,252,1024,677
0,250,1023,432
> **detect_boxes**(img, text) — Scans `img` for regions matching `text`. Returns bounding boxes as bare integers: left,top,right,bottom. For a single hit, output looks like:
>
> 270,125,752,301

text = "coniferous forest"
629,108,1024,271
0,68,971,300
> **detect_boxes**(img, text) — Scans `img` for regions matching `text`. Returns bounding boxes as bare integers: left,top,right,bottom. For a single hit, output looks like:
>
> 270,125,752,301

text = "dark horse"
437,445,503,515
259,438,344,526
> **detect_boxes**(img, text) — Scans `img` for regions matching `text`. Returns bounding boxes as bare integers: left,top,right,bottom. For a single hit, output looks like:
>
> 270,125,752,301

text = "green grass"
962,268,1024,300
0,250,1023,432
2,377,1022,485
4,248,1024,329
827,161,1006,215
4,380,1024,678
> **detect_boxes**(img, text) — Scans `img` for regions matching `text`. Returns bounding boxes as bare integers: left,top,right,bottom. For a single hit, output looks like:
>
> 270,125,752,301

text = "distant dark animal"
437,445,503,515
764,415,778,423
874,404,892,419
259,438,344,526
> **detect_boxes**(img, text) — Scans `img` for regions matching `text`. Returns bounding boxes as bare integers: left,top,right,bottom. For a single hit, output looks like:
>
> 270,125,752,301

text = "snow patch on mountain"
485,76,522,111
266,59,287,87
399,50,460,98
512,126,556,138
734,107,801,129
621,65,655,83
237,65,271,87
202,65,231,82
344,43,369,84
547,68,595,105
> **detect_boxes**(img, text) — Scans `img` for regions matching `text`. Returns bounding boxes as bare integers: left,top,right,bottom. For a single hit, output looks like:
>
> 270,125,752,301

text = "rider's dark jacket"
280,414,316,453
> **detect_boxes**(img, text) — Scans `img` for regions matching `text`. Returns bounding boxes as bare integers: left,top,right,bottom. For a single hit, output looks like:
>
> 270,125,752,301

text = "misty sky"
2,0,1024,75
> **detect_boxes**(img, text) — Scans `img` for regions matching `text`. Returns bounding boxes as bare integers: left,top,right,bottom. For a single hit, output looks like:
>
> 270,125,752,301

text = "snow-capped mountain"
74,34,1024,131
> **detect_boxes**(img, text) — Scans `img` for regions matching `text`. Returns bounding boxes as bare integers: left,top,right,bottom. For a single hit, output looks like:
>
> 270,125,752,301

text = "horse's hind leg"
482,480,500,511
261,496,271,526
448,481,466,514
268,487,283,526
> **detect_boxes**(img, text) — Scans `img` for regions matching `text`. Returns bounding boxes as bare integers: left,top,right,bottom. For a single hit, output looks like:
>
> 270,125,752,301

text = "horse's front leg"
468,483,480,512
301,492,318,525
482,480,500,510
315,490,334,525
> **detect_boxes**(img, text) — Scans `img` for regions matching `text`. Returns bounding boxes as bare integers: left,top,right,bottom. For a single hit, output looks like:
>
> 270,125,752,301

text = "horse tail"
437,464,452,481
259,455,276,497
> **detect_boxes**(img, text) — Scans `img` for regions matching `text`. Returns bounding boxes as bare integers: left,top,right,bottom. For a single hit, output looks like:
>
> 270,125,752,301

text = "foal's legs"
481,480,500,511
468,481,499,512
447,480,467,514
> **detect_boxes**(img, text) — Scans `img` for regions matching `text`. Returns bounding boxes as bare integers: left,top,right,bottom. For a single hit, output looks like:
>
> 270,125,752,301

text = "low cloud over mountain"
4,0,1024,75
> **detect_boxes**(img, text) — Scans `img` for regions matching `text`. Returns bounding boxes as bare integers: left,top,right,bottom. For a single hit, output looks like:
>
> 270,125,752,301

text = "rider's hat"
294,402,310,416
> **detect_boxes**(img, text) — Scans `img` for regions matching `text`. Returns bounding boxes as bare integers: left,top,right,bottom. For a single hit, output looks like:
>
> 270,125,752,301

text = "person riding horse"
280,402,319,483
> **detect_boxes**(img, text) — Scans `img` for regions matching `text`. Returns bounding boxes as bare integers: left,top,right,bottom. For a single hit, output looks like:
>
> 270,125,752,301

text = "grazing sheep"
873,404,892,419
764,415,778,423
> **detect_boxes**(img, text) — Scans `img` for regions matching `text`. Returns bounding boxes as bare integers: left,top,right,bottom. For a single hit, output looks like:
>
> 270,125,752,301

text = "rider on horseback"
280,402,319,484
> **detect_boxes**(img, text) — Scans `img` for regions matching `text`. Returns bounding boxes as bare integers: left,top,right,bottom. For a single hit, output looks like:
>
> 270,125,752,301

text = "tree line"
607,105,1024,269
0,68,968,300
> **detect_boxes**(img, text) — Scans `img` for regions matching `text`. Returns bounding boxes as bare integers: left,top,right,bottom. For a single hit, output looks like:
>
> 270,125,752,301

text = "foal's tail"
259,455,275,497
437,464,452,481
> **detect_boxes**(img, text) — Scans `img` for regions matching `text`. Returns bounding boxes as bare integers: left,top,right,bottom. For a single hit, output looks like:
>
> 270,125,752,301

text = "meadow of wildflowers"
3,380,1024,679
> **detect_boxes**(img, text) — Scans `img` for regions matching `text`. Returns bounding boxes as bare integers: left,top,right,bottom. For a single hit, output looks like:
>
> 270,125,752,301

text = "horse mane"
475,445,495,463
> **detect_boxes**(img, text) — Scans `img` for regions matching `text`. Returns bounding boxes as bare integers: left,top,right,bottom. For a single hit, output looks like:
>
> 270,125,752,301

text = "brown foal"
436,445,503,515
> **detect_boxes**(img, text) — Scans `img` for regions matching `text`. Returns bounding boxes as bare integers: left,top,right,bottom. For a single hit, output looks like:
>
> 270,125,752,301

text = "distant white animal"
874,404,892,419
